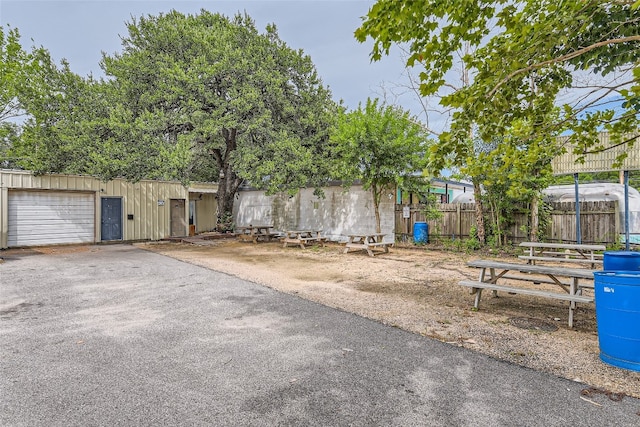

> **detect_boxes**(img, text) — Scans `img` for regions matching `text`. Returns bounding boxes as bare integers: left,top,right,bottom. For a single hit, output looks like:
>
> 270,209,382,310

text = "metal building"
0,169,217,249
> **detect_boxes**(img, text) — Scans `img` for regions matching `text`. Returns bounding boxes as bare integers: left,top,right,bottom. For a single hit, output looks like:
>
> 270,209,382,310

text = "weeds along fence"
395,201,618,245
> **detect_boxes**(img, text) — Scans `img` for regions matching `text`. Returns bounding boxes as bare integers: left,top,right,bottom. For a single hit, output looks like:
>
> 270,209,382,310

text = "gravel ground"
137,239,640,400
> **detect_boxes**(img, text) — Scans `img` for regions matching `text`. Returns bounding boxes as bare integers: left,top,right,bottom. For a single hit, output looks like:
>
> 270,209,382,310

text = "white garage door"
8,191,95,247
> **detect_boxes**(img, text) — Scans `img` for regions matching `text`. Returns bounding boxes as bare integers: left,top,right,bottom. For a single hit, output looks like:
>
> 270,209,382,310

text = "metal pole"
625,170,630,250
574,173,581,244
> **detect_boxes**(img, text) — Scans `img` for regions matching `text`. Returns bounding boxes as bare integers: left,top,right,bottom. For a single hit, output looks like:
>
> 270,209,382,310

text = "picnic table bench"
343,233,391,257
519,242,605,268
282,230,326,249
236,225,279,244
460,259,596,328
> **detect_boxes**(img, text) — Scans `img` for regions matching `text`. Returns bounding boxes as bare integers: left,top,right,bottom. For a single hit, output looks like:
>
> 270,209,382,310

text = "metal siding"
1,187,8,248
140,182,149,240
1,170,100,192
123,181,133,240
1,170,207,246
131,183,139,240
149,182,158,240
8,190,95,247
552,132,640,174
194,194,217,232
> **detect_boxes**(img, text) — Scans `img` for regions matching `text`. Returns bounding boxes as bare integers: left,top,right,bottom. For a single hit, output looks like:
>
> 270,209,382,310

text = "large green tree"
8,56,185,181
2,24,182,181
357,0,640,242
331,98,431,233
101,10,337,229
0,25,47,167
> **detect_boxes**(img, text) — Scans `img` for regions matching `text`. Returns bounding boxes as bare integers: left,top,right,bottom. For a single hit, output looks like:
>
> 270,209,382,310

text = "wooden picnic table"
343,233,391,257
236,225,278,244
519,241,605,268
460,259,596,328
282,230,326,249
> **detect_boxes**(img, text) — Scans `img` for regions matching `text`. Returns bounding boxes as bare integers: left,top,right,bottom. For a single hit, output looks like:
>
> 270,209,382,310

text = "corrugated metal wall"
194,194,217,233
188,182,219,233
99,178,187,241
0,170,217,248
552,132,640,174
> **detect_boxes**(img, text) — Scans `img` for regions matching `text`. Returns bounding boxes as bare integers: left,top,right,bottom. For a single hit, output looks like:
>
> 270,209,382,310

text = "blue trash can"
594,271,640,372
603,251,640,271
413,222,428,244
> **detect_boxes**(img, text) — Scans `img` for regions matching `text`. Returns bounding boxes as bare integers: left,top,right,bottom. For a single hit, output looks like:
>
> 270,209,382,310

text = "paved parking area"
1,244,638,426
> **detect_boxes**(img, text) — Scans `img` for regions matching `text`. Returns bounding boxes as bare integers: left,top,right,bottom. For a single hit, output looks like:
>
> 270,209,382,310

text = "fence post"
456,203,461,239
574,173,582,244
624,170,630,250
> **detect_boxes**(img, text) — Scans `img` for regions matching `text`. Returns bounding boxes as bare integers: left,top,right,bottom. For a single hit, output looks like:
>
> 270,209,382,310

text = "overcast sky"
1,0,441,128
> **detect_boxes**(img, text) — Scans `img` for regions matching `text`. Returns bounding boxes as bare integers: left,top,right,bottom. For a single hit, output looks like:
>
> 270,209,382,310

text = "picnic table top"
467,259,595,279
519,241,606,251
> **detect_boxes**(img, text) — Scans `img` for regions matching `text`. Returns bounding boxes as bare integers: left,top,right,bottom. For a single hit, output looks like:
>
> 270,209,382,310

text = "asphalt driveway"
1,244,638,426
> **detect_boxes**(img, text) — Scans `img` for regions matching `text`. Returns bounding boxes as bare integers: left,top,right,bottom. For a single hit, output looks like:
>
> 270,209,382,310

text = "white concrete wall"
233,184,396,243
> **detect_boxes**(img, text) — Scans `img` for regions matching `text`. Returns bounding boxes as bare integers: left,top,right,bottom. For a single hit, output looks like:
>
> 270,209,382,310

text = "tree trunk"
215,163,243,232
473,180,486,244
530,193,539,242
211,128,242,232
372,184,382,234
490,199,501,246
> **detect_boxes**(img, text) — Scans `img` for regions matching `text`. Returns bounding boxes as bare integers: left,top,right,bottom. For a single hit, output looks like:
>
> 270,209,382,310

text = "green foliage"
12,72,187,181
357,1,638,243
466,225,481,251
396,174,443,221
217,212,235,233
103,10,337,187
330,98,431,232
606,239,624,252
357,0,640,162
420,192,443,222
536,200,553,242
5,11,337,230
0,25,47,168
440,237,466,253
1,24,188,181
471,131,557,245
101,10,337,223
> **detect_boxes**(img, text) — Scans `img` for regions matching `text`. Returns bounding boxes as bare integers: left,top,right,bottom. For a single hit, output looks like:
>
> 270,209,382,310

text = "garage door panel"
9,210,95,219
9,211,95,221
8,191,95,247
10,222,94,235
11,233,94,246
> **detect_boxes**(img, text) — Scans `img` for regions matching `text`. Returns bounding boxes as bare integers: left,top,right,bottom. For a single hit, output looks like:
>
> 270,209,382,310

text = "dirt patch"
140,239,639,398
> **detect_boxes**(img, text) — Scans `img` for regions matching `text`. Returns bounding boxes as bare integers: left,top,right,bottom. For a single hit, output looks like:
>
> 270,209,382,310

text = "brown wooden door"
170,199,187,237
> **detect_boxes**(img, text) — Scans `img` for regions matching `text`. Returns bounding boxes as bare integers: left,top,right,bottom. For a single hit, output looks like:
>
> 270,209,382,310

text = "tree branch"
582,134,639,155
488,35,640,97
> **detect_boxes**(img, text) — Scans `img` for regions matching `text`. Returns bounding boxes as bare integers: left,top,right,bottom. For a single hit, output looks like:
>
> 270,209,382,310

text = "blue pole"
625,170,630,250
574,173,581,244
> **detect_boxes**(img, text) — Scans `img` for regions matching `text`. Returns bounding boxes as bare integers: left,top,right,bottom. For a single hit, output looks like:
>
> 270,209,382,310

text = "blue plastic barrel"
593,271,640,372
603,251,640,271
413,222,428,244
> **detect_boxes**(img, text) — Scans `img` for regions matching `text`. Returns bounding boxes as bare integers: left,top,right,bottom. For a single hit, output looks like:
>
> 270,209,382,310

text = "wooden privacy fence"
395,201,618,244
548,201,618,244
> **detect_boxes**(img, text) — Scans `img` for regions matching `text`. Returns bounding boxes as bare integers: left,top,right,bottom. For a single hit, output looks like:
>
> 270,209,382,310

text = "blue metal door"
101,197,122,241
